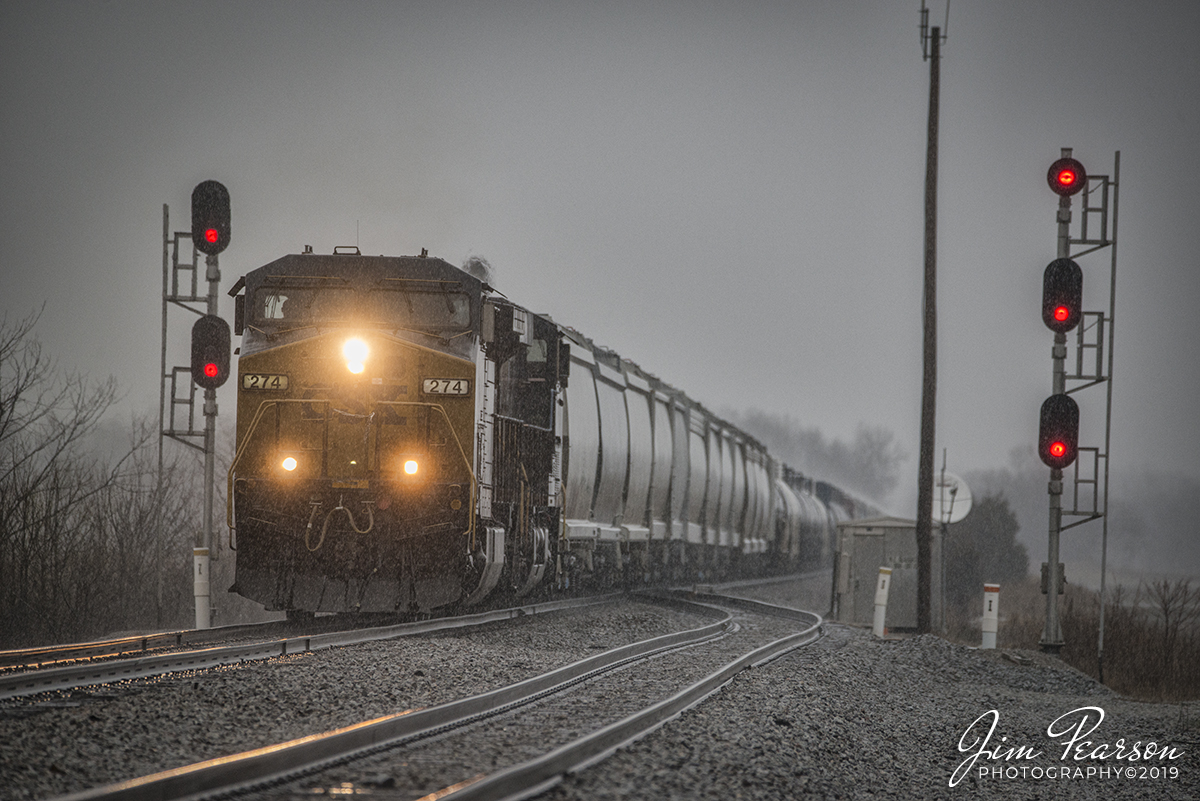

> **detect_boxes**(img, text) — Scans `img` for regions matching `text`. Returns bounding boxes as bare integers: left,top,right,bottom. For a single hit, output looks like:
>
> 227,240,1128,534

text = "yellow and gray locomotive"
227,249,859,615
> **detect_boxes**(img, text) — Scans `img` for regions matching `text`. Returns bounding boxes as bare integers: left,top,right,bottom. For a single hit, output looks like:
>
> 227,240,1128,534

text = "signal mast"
158,181,232,630
1036,150,1120,663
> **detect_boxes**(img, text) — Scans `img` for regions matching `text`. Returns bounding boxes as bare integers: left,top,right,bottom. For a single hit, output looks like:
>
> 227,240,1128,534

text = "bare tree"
1,312,117,642
0,313,205,646
1144,578,1200,695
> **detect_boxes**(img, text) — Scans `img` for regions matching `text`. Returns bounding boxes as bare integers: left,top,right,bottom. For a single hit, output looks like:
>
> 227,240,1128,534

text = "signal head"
1047,157,1087,197
191,314,231,389
191,180,231,256
1042,258,1083,333
1038,393,1079,469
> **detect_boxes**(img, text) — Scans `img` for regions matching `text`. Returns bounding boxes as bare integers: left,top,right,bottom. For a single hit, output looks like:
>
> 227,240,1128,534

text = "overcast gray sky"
2,1,1198,519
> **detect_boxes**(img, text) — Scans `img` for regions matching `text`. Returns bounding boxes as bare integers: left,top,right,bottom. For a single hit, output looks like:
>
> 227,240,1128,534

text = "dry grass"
945,576,1200,702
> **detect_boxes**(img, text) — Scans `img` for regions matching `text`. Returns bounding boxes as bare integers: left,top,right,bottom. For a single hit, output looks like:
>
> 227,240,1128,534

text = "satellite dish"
933,471,972,525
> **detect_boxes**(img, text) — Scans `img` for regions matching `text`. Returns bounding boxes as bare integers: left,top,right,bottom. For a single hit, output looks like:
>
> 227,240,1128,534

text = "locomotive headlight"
281,456,298,472
342,337,369,374
404,459,419,476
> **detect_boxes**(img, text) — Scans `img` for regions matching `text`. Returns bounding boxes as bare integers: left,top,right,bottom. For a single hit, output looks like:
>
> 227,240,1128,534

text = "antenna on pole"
920,0,950,61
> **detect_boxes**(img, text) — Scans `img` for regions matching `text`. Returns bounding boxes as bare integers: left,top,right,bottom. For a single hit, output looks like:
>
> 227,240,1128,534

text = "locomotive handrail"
227,399,478,550
227,399,324,530
375,400,479,551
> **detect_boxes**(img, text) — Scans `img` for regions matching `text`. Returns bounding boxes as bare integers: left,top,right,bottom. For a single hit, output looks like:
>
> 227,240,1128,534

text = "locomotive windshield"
254,285,471,331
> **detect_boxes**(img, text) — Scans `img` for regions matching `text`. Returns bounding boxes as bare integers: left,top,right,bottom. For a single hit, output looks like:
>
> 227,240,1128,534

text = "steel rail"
1,633,197,670
0,621,304,669
442,601,823,801
679,590,820,625
1,571,828,671
1,594,622,701
50,603,735,801
691,568,829,594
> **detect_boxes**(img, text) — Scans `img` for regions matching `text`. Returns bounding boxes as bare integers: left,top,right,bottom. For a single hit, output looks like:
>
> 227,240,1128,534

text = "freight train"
225,249,871,615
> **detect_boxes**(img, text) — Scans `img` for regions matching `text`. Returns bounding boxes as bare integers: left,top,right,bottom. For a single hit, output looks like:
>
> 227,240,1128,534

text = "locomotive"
225,248,867,615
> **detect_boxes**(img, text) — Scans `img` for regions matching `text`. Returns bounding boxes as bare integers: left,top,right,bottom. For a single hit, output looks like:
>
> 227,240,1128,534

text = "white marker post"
194,547,211,630
982,583,1000,649
873,567,892,638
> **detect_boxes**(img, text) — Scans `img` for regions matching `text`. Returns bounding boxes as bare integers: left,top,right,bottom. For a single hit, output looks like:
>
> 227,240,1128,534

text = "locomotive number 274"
422,378,471,396
242,373,289,390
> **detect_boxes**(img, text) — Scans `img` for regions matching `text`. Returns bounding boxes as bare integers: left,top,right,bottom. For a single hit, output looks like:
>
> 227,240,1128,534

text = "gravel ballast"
539,580,1198,801
2,578,1196,800
0,599,716,800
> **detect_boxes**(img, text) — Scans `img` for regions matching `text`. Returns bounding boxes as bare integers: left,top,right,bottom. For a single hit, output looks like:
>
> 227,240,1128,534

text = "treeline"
943,493,1029,611
976,578,1200,702
942,492,1199,700
965,450,1200,591
724,408,905,502
1056,579,1199,702
0,313,199,648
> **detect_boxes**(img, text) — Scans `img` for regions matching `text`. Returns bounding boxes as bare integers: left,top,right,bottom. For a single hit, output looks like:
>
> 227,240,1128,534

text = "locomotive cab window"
261,293,285,319
253,286,470,331
255,288,355,323
374,289,471,329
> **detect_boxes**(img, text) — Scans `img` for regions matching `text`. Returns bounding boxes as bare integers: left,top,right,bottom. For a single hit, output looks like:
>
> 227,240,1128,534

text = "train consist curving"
226,250,873,614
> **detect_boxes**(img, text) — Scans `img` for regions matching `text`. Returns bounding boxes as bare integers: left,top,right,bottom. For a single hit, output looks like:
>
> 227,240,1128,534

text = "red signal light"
191,180,231,256
191,314,230,389
1043,258,1083,333
1047,157,1087,197
1039,394,1079,469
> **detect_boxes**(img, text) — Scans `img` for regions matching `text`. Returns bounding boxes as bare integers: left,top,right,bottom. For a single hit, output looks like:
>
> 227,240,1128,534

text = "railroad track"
50,591,822,801
0,622,291,670
0,613,409,670
0,572,823,669
0,595,621,701
1,571,826,699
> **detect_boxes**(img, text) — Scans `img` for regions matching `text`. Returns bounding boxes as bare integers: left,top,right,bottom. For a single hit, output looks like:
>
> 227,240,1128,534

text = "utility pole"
916,2,947,633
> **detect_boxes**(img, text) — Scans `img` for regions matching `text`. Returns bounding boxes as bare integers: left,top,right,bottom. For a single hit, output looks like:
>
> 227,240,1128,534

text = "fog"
965,451,1200,589
2,1,1198,583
